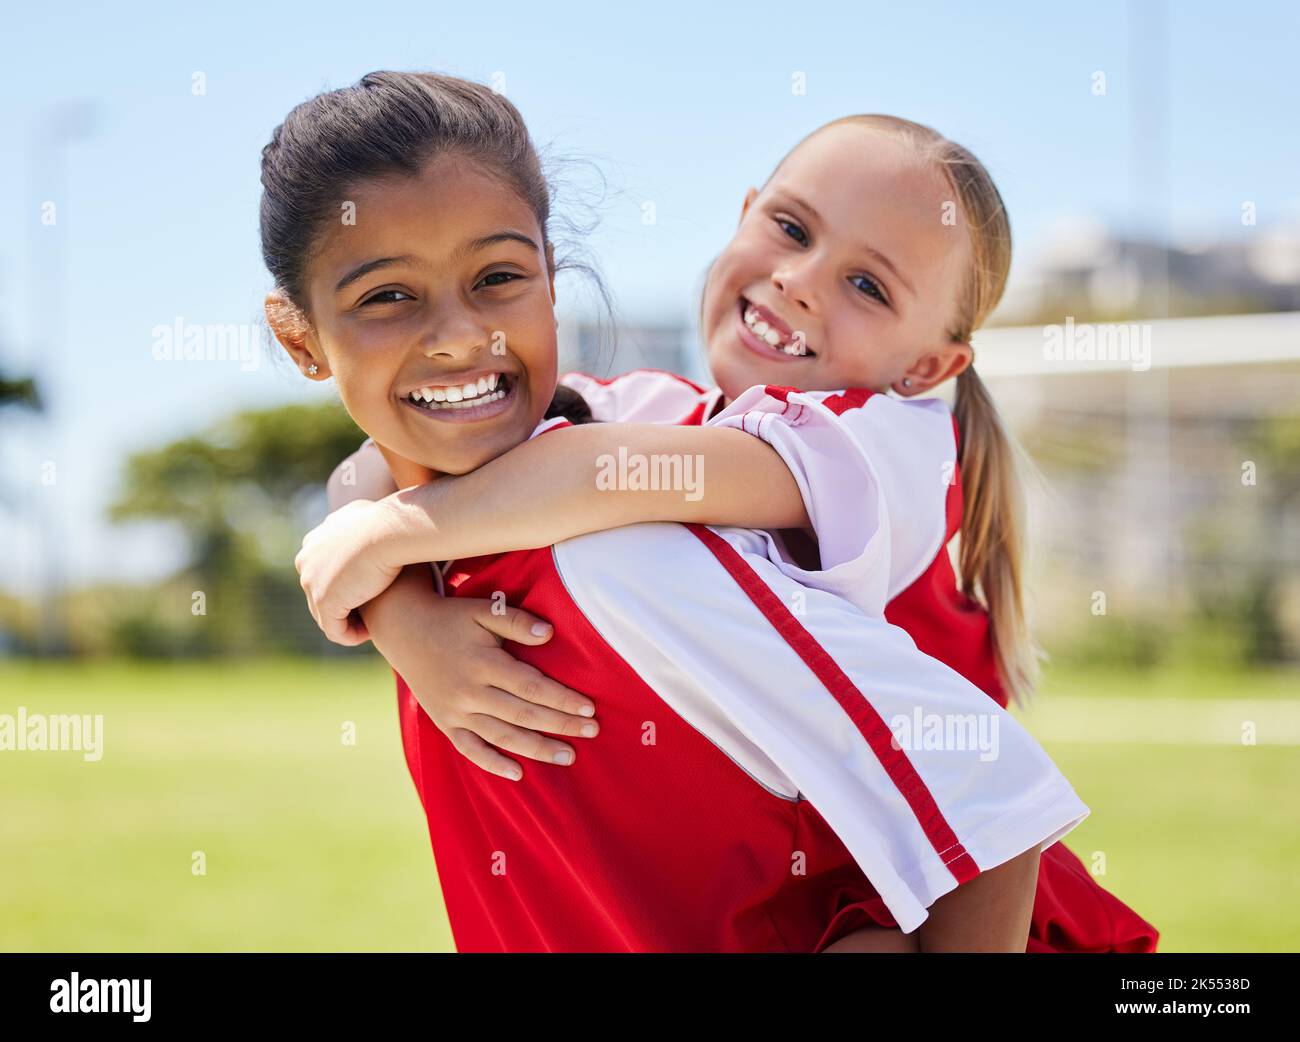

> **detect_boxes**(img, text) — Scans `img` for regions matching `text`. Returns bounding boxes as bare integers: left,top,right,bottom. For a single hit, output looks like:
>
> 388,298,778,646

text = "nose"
770,256,819,313
418,295,488,362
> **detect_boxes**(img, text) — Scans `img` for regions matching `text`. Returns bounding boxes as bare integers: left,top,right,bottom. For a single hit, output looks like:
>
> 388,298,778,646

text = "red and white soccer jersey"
396,413,1089,951
551,369,1159,952
565,369,1006,700
562,368,724,426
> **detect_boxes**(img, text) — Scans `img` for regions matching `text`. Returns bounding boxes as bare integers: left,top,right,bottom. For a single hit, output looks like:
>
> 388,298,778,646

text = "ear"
265,292,329,379
893,340,973,396
739,187,759,225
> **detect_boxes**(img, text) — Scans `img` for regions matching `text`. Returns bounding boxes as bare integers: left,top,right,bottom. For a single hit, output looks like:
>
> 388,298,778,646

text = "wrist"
375,481,449,569
361,565,442,658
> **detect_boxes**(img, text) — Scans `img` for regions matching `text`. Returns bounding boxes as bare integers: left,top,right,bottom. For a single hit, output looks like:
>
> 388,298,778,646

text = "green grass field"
1,658,1296,951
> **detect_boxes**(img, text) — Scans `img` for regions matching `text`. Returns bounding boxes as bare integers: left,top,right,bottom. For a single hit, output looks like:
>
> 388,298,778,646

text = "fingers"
463,712,582,768
332,613,371,647
490,657,597,725
319,597,363,645
447,728,524,782
300,575,323,631
479,685,600,742
474,603,557,646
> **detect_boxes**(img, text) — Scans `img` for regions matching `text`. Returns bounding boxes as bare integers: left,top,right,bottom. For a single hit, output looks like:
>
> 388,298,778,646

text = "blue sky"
2,0,1298,590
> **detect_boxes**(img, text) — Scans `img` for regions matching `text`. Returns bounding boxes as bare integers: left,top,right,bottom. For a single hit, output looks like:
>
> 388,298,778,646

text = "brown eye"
477,271,523,288
361,289,413,306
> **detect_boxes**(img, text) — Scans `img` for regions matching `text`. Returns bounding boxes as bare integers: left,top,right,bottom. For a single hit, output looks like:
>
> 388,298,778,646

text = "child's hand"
296,499,405,645
369,579,599,781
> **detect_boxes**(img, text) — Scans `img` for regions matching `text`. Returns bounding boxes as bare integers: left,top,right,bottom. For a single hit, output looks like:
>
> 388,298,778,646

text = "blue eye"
851,274,888,306
776,218,809,246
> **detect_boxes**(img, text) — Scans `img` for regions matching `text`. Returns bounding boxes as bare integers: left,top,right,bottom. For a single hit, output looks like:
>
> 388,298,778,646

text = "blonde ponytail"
796,115,1039,703
952,366,1039,706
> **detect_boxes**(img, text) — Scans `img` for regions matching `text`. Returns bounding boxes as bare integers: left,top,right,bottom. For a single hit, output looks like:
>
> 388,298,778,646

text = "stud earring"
901,377,912,388
307,363,318,376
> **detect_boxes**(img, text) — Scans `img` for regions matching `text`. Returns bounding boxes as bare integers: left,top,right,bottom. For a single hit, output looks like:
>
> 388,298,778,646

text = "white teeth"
744,301,808,355
409,388,508,411
408,375,509,407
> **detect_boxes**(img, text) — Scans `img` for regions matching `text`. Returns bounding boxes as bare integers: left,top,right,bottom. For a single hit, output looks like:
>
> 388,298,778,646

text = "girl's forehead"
348,156,536,234
770,124,948,212
310,157,543,279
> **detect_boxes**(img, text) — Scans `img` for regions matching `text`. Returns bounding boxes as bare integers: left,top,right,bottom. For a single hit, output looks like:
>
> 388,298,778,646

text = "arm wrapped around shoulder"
707,385,958,616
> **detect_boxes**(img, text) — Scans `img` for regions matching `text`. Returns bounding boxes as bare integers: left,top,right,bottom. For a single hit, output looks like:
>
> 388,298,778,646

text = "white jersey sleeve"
707,385,957,617
552,520,1088,934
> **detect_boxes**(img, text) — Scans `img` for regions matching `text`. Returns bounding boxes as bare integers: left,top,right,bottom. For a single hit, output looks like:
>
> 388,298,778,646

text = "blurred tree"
0,373,41,410
109,401,367,655
1237,413,1300,662
0,367,42,652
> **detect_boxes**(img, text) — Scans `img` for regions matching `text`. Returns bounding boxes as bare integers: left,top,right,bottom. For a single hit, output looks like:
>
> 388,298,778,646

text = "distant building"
995,223,1300,325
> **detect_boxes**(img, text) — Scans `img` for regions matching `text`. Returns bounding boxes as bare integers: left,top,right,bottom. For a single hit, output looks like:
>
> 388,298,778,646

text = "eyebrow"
455,230,541,259
335,255,416,294
783,192,916,299
333,231,541,294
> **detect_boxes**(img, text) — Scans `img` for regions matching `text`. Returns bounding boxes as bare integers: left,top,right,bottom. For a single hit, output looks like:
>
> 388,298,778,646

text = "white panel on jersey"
552,522,1088,933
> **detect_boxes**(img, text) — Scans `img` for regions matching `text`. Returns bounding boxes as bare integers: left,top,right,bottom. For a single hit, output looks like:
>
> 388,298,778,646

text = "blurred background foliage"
2,400,366,658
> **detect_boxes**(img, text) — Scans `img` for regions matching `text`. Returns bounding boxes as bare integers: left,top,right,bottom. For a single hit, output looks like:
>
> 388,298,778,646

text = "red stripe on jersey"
683,522,981,885
821,387,879,415
759,385,879,416
679,398,713,426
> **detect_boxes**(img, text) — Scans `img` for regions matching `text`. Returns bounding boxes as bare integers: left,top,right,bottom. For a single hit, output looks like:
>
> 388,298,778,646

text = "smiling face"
275,152,559,476
702,122,974,402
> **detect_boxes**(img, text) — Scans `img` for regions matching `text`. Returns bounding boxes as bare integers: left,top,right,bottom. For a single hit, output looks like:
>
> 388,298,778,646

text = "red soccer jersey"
397,545,908,951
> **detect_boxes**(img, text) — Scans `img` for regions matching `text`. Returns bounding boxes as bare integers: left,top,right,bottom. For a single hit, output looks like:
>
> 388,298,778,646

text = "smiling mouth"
738,297,815,357
401,371,518,422
405,371,511,409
